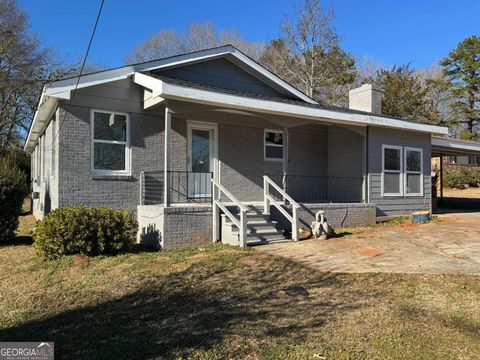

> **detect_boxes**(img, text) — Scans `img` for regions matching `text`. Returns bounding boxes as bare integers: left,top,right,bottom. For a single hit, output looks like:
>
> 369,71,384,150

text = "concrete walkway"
255,212,480,275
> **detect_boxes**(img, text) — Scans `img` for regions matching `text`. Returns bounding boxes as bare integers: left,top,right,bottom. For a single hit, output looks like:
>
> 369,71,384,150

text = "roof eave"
24,93,59,153
143,77,448,135
432,136,480,155
41,45,316,105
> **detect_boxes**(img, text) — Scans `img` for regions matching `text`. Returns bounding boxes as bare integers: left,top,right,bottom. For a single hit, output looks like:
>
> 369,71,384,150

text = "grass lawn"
0,213,479,359
443,187,480,198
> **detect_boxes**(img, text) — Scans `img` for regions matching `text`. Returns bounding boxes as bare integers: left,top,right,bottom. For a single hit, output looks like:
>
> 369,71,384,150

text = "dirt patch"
399,221,417,228
73,256,88,265
357,247,382,257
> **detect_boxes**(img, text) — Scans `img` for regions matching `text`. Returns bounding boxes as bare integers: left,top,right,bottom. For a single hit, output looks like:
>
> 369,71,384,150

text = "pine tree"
440,36,480,139
371,64,442,124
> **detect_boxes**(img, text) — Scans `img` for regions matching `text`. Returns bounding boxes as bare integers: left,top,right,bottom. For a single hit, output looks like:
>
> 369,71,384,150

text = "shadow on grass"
398,303,480,343
0,258,369,359
8,235,34,246
330,231,353,239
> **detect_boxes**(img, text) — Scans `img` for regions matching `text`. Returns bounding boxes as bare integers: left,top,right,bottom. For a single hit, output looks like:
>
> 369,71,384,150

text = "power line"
39,0,105,153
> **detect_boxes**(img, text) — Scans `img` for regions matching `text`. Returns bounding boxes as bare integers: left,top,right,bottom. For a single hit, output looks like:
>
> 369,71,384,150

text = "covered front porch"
136,96,373,248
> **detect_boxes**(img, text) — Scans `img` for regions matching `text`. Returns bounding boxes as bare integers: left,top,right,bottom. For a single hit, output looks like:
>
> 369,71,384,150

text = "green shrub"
34,205,138,259
444,168,480,189
0,159,28,243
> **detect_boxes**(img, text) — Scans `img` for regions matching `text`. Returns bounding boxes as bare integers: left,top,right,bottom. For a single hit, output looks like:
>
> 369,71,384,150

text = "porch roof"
24,45,316,153
432,136,480,157
134,72,448,136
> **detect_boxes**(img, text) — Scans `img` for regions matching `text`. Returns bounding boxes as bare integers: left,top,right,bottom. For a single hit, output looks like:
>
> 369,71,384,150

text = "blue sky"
18,0,480,70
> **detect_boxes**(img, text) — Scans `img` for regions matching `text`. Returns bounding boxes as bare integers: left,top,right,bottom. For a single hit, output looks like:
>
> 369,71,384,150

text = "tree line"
1,0,479,156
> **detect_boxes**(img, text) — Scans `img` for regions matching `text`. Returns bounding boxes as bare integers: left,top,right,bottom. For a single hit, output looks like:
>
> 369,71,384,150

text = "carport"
431,136,480,207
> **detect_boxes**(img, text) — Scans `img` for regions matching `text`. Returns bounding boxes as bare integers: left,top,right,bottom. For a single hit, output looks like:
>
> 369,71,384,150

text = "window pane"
94,112,127,141
384,172,400,194
191,129,210,173
265,131,283,145
406,150,421,172
407,173,421,194
384,148,400,171
266,145,283,159
94,143,126,171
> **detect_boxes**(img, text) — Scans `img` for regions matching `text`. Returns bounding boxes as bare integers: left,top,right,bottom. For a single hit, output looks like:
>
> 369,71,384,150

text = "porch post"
282,128,288,201
440,155,444,203
212,182,219,242
164,106,172,207
361,132,367,203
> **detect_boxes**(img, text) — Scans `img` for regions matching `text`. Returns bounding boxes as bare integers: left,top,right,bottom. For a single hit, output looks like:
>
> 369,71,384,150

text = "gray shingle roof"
146,73,427,124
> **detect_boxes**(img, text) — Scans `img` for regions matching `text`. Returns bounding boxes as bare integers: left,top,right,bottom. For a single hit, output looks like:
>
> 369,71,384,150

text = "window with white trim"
92,110,130,174
405,147,423,195
264,130,283,161
382,145,402,196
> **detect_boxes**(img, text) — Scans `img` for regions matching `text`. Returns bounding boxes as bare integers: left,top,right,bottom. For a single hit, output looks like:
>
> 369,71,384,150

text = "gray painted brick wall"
137,205,212,250
163,206,212,249
57,103,163,212
272,203,376,229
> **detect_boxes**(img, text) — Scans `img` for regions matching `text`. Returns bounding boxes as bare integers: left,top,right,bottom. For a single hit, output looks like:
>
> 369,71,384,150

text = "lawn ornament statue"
311,210,334,240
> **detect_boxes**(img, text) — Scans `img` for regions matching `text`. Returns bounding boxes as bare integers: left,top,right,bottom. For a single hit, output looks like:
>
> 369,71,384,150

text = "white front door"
187,122,217,198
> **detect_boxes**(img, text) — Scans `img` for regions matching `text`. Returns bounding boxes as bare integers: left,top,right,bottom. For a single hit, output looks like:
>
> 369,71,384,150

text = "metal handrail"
140,170,212,205
211,179,248,247
263,175,300,241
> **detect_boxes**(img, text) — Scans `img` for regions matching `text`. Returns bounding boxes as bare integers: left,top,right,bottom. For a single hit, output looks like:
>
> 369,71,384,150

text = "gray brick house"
25,45,451,249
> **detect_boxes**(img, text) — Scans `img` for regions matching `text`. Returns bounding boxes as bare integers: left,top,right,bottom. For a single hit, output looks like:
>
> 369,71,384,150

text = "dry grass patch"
443,187,480,198
0,212,479,359
0,238,479,359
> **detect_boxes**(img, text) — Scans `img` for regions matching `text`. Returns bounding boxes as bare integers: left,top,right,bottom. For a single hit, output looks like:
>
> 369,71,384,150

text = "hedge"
0,159,28,243
34,205,138,259
444,168,480,189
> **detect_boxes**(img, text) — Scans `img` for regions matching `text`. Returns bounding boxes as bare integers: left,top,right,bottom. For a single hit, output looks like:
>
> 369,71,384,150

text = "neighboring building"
25,45,450,249
446,155,480,166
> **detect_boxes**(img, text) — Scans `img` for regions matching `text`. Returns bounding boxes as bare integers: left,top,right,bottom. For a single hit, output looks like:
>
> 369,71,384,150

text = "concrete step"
225,220,278,232
246,237,290,246
221,213,271,223
231,228,285,242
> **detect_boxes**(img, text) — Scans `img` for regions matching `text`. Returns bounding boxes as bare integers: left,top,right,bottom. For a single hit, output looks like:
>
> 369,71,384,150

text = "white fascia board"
24,94,58,152
44,71,133,98
42,47,233,98
133,72,163,94
432,137,480,153
158,80,449,135
228,49,317,104
42,45,316,104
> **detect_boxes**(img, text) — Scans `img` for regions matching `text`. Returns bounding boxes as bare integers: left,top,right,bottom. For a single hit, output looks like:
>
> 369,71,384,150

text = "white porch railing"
263,175,300,241
211,179,249,247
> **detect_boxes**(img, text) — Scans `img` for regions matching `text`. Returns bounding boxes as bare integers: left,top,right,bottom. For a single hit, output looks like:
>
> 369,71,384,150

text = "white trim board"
404,147,424,197
264,129,284,162
381,144,404,197
432,136,480,155
43,46,314,103
135,74,448,136
186,120,218,198
90,109,131,176
25,45,316,152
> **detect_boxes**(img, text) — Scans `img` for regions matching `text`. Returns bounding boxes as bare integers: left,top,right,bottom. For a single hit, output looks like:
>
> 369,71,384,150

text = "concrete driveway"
256,212,480,275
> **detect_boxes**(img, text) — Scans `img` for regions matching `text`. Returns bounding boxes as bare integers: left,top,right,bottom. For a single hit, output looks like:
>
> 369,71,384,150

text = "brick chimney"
348,84,383,114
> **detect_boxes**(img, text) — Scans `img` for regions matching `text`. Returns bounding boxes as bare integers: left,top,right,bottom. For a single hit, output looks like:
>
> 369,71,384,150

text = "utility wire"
37,0,105,152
